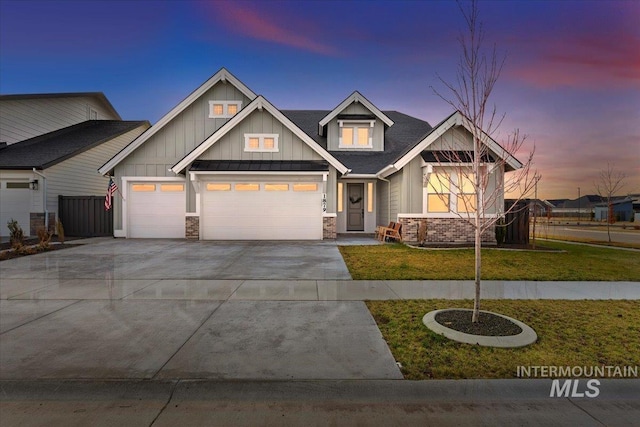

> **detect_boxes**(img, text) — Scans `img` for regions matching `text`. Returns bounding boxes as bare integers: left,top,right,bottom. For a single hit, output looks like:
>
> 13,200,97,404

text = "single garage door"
202,181,322,240
128,182,185,238
0,181,31,237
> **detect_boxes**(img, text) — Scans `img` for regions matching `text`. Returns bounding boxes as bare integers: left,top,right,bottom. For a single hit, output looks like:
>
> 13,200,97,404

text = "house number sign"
322,193,327,213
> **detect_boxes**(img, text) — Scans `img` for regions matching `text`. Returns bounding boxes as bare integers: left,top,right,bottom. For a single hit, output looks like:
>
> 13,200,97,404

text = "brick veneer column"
185,216,199,239
323,216,336,239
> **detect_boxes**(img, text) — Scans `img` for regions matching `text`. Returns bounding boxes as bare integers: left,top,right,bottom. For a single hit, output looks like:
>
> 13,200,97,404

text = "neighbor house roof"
0,92,122,120
0,120,149,170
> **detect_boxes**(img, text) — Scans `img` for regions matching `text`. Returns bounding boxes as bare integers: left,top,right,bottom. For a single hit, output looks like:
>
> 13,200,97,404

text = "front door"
347,183,364,231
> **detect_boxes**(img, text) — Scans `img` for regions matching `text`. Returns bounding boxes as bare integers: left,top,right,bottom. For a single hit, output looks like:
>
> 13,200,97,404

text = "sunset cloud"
202,1,338,56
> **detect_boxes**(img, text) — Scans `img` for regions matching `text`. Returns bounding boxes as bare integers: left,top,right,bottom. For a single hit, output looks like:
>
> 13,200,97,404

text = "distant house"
594,198,635,222
0,120,149,237
99,68,523,242
0,92,121,145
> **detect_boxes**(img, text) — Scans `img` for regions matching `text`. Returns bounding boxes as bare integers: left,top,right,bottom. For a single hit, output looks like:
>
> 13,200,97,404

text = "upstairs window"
209,101,242,119
244,134,279,152
339,120,373,148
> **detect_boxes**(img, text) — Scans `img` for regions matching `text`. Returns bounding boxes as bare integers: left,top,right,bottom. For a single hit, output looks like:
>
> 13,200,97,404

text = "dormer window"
339,120,374,148
209,101,242,118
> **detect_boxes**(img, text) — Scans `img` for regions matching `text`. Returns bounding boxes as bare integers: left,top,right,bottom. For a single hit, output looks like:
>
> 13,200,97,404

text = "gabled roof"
0,92,121,120
379,111,523,178
0,120,149,170
283,110,433,175
98,68,256,175
318,91,394,136
171,96,348,175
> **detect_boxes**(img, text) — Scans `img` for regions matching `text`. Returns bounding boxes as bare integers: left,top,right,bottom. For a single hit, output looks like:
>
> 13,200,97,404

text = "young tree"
595,163,626,243
431,0,537,322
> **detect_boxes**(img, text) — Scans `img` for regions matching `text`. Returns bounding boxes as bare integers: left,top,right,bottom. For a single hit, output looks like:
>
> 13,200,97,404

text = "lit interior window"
358,128,369,146
161,184,184,192
227,104,238,115
206,183,231,191
212,104,223,116
235,183,259,191
248,138,260,149
341,128,353,146
263,137,275,149
132,184,156,192
427,173,450,213
265,183,289,191
367,182,373,212
293,183,317,192
338,183,343,212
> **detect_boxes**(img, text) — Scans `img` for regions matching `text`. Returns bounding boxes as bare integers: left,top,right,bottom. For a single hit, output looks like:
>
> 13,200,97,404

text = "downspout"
32,168,48,230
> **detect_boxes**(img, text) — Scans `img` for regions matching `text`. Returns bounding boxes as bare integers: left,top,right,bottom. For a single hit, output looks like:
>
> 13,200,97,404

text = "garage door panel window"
293,183,318,192
235,183,259,191
207,183,231,191
6,182,30,189
265,184,289,191
161,184,184,192
132,184,156,192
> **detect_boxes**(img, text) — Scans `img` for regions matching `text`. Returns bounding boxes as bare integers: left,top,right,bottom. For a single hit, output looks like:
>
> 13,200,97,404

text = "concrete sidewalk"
2,379,639,426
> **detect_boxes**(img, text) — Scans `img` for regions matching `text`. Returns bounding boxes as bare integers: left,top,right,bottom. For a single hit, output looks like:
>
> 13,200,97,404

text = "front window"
244,134,279,152
427,173,450,213
457,173,476,213
339,120,373,148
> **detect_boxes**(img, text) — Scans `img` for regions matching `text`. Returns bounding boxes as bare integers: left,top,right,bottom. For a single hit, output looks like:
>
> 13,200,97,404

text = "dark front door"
347,183,364,231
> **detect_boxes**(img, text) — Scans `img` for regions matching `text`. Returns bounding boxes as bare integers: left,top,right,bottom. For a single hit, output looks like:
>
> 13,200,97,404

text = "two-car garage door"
201,180,322,240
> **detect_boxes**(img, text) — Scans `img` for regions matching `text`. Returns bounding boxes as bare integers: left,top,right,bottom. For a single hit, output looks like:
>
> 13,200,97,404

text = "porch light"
30,179,38,190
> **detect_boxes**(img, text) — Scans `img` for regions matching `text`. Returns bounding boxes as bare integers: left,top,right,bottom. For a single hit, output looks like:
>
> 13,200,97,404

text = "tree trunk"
473,200,481,323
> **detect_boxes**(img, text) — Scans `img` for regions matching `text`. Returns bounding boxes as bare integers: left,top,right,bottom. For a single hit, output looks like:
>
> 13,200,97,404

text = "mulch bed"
0,237,82,261
434,309,523,336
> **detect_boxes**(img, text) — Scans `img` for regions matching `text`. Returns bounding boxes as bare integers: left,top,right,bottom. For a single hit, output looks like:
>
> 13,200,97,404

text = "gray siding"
0,96,119,144
200,109,324,162
401,156,424,214
326,102,384,151
376,179,389,225
118,81,251,178
428,126,473,151
389,171,402,221
47,124,148,218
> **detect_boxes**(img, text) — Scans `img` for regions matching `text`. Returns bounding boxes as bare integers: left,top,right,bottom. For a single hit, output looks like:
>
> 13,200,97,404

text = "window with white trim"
339,120,373,148
208,101,242,118
244,134,279,152
427,173,450,213
456,173,476,213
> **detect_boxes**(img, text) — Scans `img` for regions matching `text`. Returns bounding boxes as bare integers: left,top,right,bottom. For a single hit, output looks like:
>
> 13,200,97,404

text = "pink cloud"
203,2,338,56
506,28,640,89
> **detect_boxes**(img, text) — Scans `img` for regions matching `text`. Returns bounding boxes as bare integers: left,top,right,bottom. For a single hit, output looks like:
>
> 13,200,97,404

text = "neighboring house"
99,68,522,242
0,120,149,237
0,92,121,145
594,198,635,222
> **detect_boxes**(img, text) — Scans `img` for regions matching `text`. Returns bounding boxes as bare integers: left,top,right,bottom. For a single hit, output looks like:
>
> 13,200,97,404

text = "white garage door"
0,181,31,237
202,181,322,240
128,182,185,238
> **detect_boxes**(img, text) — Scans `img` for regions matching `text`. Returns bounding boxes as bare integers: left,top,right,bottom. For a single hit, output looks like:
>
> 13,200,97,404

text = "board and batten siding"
401,156,424,214
376,179,390,225
389,171,402,222
0,96,119,145
199,109,324,162
117,82,252,177
45,124,148,220
326,102,385,151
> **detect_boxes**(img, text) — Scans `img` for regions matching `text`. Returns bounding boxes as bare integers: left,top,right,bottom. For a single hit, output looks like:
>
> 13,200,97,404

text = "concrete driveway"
0,238,401,381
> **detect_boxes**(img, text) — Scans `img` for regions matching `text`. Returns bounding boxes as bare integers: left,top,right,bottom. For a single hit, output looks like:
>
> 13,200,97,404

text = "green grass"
366,299,640,380
339,241,640,281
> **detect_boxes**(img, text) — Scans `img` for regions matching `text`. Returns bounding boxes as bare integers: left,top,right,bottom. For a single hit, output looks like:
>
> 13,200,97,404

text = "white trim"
319,91,394,135
397,213,501,219
120,176,186,238
379,111,522,178
190,171,327,177
340,174,378,179
171,96,348,175
322,213,337,217
99,68,257,175
208,100,242,118
338,121,373,149
244,133,279,152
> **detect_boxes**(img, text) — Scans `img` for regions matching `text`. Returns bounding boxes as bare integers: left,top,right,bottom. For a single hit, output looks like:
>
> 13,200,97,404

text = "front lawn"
367,299,640,380
339,241,640,281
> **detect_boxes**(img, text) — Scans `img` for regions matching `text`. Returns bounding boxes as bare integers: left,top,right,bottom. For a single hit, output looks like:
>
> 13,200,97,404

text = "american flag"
105,177,118,211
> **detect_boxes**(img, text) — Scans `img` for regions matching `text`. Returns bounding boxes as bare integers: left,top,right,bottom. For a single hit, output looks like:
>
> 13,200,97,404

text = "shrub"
36,227,53,250
7,218,24,250
55,218,65,244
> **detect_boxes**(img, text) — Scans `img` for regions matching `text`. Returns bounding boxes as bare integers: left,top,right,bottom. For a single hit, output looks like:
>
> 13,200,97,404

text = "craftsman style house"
99,68,521,242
